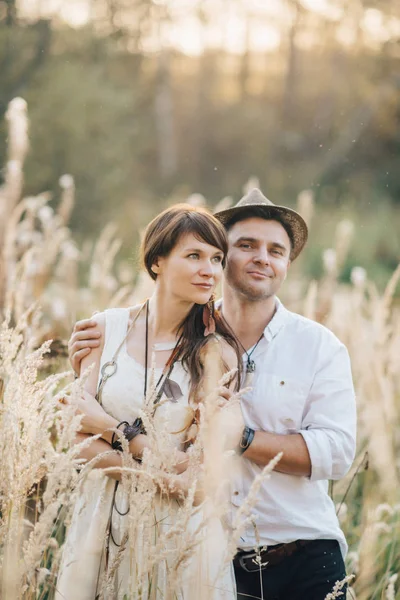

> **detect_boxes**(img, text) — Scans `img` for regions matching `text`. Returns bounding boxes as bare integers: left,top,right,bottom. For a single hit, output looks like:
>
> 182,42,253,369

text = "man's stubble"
224,261,278,303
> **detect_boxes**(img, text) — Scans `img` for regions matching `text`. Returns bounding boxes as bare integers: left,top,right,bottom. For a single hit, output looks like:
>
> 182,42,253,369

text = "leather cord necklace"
96,299,183,408
143,299,184,408
217,305,264,374
237,333,264,374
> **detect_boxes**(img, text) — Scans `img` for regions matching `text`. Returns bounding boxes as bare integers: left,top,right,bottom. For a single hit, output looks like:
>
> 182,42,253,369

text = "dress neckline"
153,341,176,351
122,309,177,367
124,307,178,357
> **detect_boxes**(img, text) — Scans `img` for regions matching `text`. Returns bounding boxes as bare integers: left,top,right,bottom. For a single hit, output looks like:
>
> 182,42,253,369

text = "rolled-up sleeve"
299,341,357,482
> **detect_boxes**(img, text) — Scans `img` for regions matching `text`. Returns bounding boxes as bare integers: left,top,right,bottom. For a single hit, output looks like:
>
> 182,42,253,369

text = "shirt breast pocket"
253,374,309,434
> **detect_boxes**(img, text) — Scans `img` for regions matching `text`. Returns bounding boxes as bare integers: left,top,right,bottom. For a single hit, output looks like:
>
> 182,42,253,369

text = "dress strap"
101,308,130,367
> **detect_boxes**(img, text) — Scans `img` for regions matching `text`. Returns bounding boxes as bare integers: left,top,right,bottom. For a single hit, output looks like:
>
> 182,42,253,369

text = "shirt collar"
216,296,290,343
263,297,290,342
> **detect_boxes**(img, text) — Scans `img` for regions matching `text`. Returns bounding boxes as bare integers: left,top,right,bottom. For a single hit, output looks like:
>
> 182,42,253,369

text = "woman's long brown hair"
141,204,242,398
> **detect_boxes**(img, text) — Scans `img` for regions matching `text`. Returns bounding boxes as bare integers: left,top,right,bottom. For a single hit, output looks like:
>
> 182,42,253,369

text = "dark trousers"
234,539,347,600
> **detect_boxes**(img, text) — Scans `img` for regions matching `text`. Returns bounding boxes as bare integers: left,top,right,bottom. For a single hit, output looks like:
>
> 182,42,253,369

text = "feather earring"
203,294,216,336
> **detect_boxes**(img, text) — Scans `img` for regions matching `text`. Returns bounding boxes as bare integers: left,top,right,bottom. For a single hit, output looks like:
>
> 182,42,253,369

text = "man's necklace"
237,333,264,374
217,306,264,374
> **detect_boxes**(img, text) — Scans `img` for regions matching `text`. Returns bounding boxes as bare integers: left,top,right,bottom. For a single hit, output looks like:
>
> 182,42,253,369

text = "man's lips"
247,271,272,279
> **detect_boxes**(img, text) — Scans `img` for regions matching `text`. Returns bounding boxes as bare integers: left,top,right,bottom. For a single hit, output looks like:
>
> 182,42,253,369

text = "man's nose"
253,247,269,265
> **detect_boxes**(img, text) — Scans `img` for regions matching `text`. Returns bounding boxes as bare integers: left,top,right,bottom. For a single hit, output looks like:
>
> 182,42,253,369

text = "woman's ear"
151,257,161,275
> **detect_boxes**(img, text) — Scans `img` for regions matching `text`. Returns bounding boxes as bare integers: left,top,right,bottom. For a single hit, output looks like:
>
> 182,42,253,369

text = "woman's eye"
188,253,199,259
212,256,223,263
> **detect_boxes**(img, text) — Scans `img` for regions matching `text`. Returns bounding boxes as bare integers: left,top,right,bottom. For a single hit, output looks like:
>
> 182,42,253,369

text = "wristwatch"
238,425,255,455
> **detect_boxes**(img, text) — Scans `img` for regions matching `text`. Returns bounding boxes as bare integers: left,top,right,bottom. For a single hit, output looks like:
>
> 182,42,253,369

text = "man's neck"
221,284,277,350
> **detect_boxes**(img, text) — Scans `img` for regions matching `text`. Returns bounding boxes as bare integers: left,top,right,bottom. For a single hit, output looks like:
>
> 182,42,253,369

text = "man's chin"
237,283,274,302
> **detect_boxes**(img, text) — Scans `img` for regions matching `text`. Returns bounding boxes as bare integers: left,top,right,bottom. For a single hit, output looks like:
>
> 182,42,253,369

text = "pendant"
246,360,256,374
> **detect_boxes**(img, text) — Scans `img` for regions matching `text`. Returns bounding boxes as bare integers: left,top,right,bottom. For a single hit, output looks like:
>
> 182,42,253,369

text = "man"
69,189,356,600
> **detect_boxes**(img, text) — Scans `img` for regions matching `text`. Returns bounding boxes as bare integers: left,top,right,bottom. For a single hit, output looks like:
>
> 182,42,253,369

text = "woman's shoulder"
90,311,106,332
79,307,130,377
126,303,146,327
88,307,131,340
94,307,133,329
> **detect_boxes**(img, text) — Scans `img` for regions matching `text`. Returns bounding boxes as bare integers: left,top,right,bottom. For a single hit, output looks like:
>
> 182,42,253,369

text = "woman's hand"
212,386,245,451
61,390,118,436
214,385,234,408
173,450,189,474
194,385,233,414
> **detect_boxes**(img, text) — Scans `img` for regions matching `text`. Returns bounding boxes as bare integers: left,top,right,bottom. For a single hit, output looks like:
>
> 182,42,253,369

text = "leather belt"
233,540,313,573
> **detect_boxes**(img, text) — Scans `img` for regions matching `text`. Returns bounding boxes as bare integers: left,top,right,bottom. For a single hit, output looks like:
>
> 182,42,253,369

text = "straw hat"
214,188,308,260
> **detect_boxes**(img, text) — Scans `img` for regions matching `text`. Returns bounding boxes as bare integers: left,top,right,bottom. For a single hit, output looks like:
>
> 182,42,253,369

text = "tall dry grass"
0,98,399,598
298,198,400,600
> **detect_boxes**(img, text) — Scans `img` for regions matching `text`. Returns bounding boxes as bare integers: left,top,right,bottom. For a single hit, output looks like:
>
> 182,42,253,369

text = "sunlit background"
1,0,399,286
1,5,400,598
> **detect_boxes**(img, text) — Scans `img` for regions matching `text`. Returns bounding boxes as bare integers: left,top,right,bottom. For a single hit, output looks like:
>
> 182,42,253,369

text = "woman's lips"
193,283,213,289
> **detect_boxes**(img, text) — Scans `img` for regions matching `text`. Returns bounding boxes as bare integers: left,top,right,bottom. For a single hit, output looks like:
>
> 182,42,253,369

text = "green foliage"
302,200,400,290
0,1,399,279
21,28,144,231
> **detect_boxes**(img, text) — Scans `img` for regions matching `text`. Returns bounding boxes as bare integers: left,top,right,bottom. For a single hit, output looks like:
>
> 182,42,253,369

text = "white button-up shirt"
225,299,356,558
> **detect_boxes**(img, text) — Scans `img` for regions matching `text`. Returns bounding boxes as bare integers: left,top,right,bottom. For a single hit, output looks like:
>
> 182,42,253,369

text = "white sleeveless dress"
56,308,236,600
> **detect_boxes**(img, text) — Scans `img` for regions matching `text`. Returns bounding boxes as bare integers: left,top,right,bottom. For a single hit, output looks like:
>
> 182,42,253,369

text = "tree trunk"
281,0,302,125
154,49,177,179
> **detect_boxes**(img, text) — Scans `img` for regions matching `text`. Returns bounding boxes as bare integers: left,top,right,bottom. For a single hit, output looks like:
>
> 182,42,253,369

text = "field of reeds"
0,98,399,600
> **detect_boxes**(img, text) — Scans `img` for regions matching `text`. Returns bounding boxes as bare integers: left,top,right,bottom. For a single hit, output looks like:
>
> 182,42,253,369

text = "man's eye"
240,243,251,249
272,249,283,256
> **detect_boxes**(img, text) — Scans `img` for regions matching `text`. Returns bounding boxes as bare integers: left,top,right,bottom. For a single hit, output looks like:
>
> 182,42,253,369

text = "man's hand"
68,318,101,376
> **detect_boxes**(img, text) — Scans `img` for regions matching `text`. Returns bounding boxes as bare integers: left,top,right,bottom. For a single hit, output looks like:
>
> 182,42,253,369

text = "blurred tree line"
0,0,399,282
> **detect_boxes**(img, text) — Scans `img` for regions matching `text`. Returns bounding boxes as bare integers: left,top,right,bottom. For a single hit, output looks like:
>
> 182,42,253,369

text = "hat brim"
214,204,308,261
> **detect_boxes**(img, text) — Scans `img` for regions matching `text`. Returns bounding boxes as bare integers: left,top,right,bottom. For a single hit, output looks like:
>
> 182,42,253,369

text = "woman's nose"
199,261,214,277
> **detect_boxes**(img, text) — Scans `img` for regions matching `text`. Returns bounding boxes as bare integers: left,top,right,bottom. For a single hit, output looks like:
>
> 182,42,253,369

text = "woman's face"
151,232,225,304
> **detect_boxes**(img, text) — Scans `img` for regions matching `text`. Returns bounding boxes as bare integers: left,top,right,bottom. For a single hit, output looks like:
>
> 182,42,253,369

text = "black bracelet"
238,425,255,455
124,417,146,442
111,418,147,451
111,421,129,451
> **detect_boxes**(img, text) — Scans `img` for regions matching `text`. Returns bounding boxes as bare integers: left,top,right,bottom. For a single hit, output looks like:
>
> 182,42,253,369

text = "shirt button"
233,491,239,496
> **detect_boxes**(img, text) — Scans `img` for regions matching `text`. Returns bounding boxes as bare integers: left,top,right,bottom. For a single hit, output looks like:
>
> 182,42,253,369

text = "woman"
56,205,243,600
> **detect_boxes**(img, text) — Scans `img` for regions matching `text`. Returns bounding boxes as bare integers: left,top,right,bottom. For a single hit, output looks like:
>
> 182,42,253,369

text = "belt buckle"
239,549,269,573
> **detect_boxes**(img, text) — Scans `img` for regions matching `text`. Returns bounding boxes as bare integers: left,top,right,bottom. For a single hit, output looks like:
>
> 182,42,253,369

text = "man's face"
225,217,291,301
